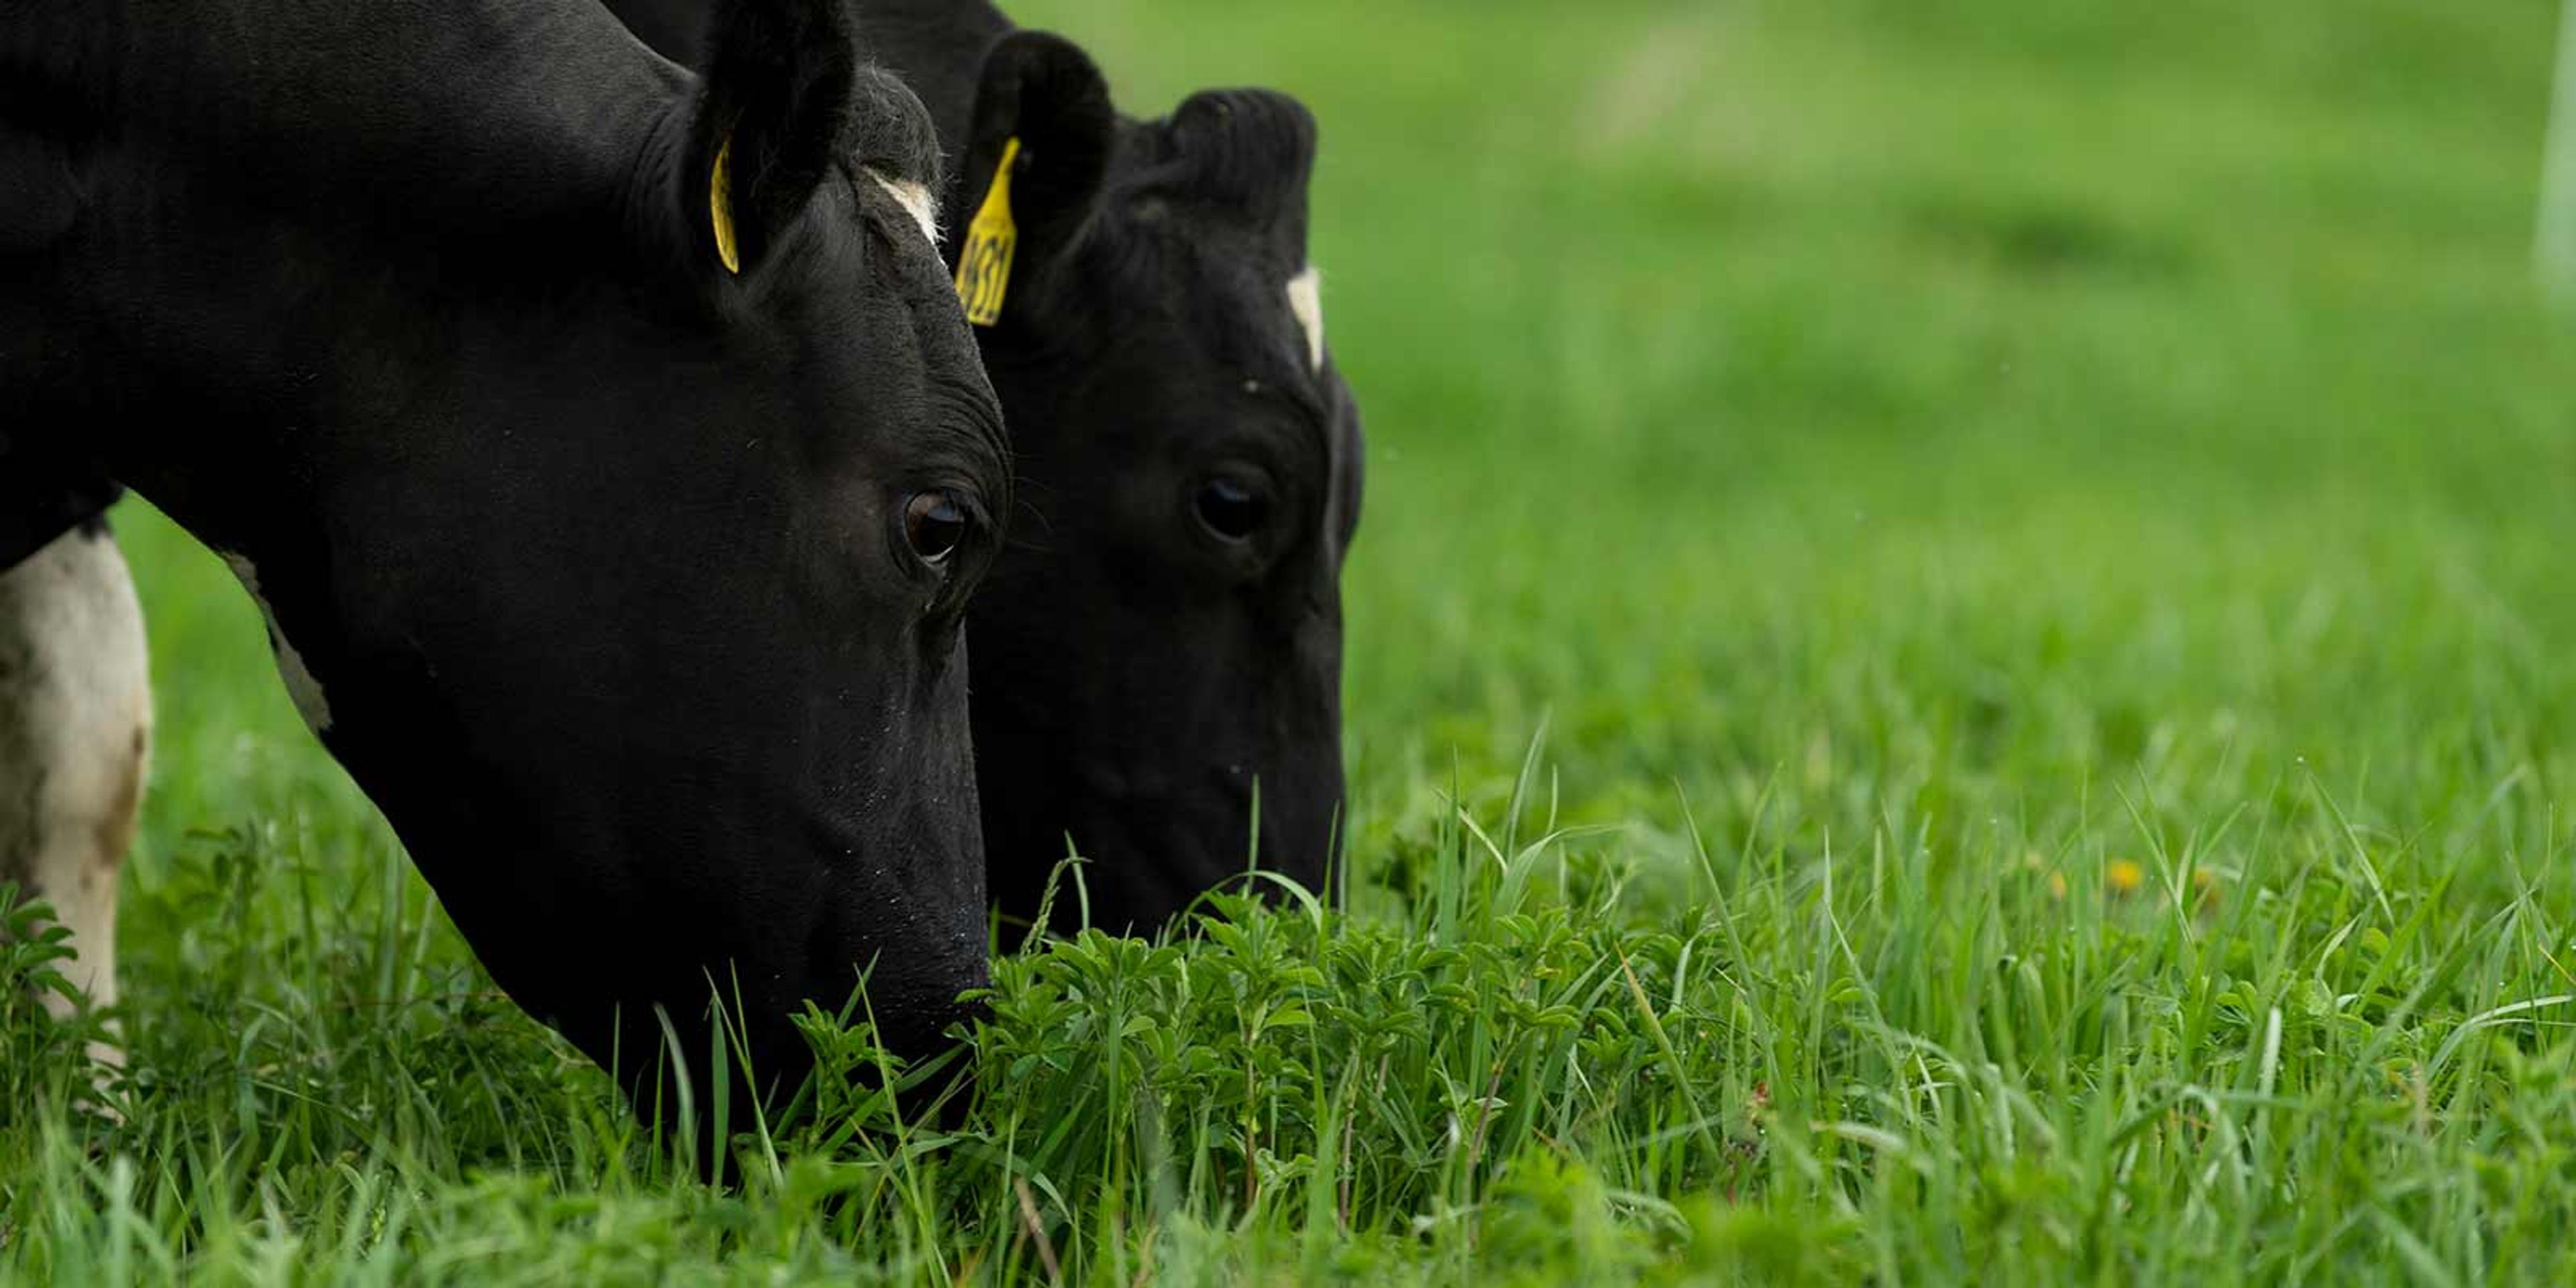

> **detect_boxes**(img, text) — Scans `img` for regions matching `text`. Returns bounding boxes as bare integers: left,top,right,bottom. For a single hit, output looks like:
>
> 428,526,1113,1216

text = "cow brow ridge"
924,378,1011,498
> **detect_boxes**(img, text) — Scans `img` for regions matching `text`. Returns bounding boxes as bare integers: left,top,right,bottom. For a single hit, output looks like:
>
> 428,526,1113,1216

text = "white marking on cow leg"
867,170,941,247
220,555,333,734
0,524,152,1073
1287,266,1326,374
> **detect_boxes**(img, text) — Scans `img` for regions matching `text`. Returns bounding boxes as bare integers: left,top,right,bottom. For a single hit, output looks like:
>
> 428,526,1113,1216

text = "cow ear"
951,32,1115,321
1163,89,1320,268
685,0,861,276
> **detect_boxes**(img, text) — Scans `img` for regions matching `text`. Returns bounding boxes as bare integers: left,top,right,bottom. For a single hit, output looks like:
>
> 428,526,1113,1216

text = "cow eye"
903,490,970,567
1193,476,1270,543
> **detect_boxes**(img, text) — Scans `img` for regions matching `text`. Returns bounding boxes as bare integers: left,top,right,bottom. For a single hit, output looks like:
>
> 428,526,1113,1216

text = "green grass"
10,0,2576,1280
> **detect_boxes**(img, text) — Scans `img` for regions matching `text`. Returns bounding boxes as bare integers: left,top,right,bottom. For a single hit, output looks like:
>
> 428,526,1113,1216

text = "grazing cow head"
5,0,1006,1120
953,36,1364,932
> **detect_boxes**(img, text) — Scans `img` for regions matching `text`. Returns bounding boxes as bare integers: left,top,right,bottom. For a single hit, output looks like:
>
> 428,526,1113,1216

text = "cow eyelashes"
903,490,972,568
1193,475,1271,544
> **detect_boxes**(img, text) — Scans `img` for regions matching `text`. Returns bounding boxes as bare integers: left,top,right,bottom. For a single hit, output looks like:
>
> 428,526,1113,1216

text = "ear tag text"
954,137,1022,327
710,132,743,275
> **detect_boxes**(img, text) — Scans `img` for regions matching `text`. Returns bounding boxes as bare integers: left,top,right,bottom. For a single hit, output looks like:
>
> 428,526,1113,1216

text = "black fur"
5,0,1008,1136
1124,90,1320,264
0,434,121,573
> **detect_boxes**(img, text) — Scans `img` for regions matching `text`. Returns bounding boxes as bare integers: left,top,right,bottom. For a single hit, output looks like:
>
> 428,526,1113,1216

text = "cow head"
103,0,1010,1121
950,35,1364,933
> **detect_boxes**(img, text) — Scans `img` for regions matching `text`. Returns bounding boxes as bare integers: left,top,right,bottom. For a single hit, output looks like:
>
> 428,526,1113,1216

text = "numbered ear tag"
710,133,742,276
954,138,1022,327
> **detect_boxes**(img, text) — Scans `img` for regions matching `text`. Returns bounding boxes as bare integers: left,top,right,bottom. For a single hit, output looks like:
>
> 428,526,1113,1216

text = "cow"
3,0,1008,1128
608,0,1368,935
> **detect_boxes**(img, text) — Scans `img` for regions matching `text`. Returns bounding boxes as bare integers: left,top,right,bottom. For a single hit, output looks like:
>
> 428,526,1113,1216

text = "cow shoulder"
0,126,80,253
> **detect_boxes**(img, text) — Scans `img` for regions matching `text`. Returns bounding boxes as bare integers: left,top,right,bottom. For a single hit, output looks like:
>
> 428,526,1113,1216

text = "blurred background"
112,0,2576,943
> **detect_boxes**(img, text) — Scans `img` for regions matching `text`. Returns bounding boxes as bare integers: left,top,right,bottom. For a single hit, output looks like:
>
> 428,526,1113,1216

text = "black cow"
3,0,1007,1122
610,0,1367,934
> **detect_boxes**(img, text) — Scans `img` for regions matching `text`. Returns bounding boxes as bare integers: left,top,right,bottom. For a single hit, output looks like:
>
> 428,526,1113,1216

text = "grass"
9,0,2576,1280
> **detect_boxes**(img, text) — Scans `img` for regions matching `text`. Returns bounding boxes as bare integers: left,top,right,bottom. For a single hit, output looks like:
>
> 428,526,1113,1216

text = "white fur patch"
221,555,332,734
867,170,940,247
0,525,152,1025
1287,267,1326,374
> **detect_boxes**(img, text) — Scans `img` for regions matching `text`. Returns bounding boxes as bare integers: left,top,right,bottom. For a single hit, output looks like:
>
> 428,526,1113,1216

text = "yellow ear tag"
710,132,742,276
953,137,1021,327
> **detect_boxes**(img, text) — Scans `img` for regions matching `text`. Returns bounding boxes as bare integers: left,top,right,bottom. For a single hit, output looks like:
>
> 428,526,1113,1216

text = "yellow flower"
2047,871,2069,901
2106,859,2145,896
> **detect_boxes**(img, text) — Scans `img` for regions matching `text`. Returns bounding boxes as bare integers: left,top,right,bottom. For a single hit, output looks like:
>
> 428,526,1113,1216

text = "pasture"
9,0,2576,1279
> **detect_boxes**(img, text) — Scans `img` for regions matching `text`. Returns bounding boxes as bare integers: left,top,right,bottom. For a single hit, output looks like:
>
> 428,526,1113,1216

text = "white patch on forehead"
1286,266,1326,374
221,554,332,734
865,168,941,247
